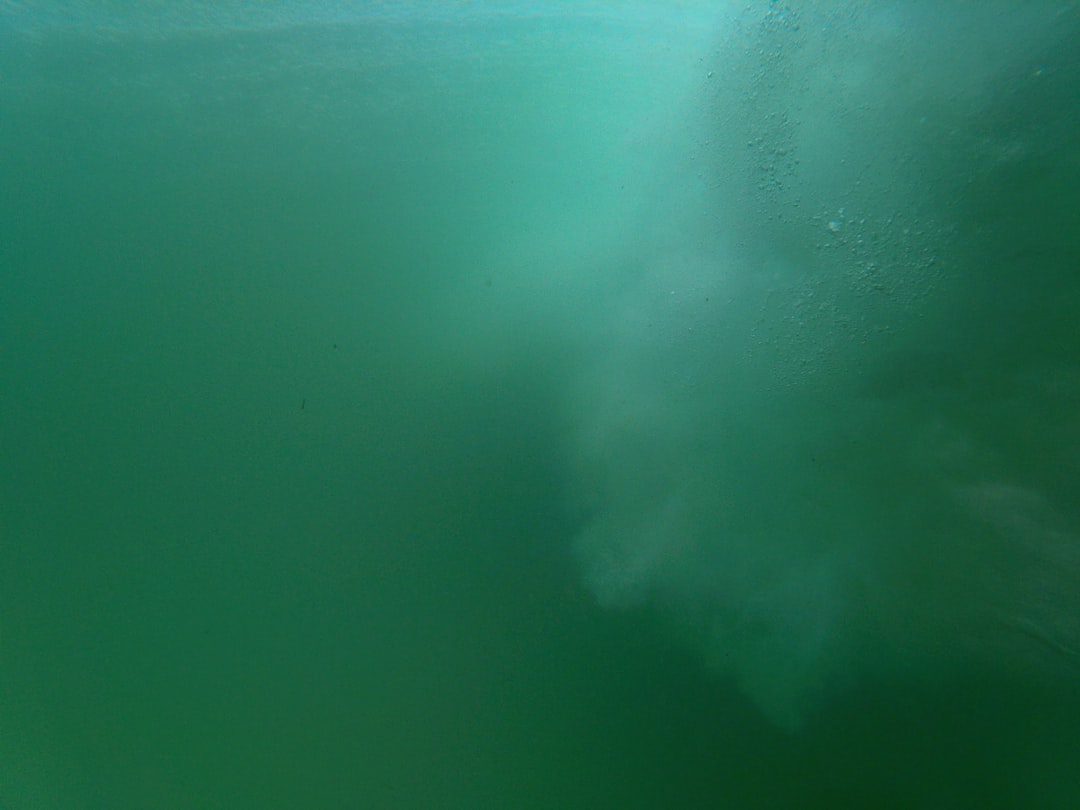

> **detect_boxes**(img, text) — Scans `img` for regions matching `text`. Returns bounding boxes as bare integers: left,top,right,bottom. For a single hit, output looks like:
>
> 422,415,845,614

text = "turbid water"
2,2,1079,807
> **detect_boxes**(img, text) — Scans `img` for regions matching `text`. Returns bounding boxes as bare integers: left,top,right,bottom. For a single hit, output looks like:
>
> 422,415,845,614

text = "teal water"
2,2,1079,807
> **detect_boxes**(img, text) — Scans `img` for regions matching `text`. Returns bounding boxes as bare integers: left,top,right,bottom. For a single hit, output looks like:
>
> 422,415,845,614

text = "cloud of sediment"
559,1,1080,729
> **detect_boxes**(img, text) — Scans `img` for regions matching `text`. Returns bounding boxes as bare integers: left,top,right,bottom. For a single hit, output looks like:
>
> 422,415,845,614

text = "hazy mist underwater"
2,1,1080,807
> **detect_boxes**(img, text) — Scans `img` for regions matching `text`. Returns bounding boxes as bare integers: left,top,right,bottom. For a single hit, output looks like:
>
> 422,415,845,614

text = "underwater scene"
2,1,1079,807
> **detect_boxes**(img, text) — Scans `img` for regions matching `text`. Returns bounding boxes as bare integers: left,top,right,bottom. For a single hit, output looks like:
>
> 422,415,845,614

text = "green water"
2,2,1079,807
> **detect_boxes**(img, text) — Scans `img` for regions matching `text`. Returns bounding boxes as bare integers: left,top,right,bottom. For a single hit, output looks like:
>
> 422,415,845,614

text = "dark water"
2,2,1079,807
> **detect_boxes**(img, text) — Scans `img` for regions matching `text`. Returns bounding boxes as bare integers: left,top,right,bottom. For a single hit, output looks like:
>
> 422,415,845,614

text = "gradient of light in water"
2,2,1079,807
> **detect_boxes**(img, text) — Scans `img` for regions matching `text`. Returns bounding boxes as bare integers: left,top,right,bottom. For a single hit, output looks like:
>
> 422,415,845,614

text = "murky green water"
3,2,1079,807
